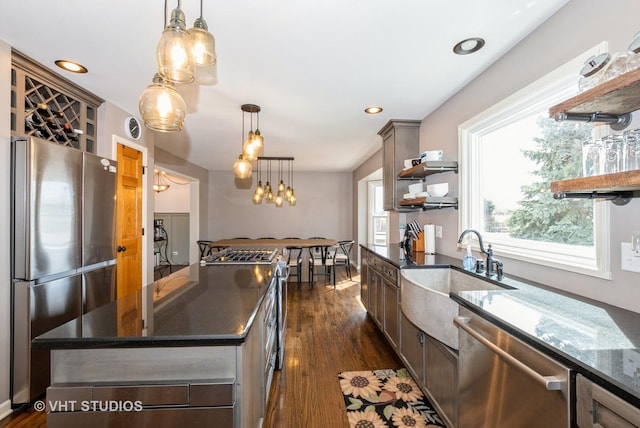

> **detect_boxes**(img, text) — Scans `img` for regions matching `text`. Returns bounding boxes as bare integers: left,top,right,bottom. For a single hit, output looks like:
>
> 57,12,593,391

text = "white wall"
0,39,12,418
154,183,190,213
408,0,640,312
208,170,352,241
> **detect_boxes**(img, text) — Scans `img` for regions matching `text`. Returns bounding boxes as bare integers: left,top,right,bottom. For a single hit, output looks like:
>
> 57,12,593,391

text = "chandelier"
153,169,190,193
253,157,296,207
139,0,217,133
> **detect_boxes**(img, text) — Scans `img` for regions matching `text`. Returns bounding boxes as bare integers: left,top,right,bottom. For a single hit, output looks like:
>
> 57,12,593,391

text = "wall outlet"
435,225,443,239
621,243,640,273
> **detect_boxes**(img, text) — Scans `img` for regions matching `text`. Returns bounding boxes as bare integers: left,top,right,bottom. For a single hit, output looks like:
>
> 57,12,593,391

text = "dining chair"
335,240,355,280
307,236,329,287
285,246,303,287
197,240,213,258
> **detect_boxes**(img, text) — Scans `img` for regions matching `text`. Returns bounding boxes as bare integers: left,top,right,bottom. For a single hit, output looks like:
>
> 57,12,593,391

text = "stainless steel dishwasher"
455,308,571,428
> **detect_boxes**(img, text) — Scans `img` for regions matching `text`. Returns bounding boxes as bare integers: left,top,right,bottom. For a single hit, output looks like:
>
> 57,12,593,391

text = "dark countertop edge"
452,295,640,408
32,334,247,349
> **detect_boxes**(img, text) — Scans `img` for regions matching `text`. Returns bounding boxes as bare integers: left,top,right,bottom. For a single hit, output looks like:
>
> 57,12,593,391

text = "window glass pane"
369,180,387,245
479,113,594,246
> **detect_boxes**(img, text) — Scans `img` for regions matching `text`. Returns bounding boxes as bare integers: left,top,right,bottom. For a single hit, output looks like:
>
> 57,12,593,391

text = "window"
368,180,388,245
459,43,611,279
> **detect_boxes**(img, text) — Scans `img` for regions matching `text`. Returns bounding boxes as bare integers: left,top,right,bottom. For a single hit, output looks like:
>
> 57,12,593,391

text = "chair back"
338,240,355,257
197,240,213,258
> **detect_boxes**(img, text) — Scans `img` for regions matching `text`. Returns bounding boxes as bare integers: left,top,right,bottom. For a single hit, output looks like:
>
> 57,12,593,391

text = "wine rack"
10,49,103,153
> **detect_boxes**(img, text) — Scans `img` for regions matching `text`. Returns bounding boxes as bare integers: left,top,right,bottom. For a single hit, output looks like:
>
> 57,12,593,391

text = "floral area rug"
338,368,445,428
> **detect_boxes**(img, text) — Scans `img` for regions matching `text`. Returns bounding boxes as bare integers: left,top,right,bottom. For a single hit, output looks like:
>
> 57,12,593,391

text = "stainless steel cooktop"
204,248,278,265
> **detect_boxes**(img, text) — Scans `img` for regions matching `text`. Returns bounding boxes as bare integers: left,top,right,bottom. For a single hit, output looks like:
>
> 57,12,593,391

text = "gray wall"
408,0,640,312
0,40,11,417
208,170,352,241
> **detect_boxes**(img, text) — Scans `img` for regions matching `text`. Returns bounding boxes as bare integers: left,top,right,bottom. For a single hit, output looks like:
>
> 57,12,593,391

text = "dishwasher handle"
454,316,564,391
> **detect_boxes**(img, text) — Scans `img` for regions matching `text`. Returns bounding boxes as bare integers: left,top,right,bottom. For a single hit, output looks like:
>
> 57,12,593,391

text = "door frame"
152,165,200,264
111,135,149,288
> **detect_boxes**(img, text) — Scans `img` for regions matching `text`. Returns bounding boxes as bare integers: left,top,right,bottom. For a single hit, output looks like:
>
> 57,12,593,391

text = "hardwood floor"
264,273,402,428
0,270,402,428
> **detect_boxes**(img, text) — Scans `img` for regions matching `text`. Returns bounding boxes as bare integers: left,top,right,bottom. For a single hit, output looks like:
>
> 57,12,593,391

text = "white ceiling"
1,0,568,172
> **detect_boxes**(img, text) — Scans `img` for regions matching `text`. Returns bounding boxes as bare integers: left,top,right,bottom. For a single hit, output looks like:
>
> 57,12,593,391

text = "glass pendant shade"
252,191,263,204
275,192,284,207
251,130,264,150
255,180,264,197
139,74,187,132
189,17,217,66
157,7,195,84
265,187,274,203
288,190,296,206
233,155,253,179
243,132,260,160
278,180,285,192
285,186,293,200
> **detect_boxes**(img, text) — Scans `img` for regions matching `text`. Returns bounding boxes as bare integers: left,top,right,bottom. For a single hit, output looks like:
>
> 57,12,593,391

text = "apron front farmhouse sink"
400,268,509,350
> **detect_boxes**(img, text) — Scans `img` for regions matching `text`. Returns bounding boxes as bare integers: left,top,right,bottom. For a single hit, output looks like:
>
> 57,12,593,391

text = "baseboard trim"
0,399,13,421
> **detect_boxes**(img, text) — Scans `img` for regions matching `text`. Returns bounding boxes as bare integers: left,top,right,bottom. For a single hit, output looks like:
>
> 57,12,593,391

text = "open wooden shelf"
549,67,640,117
551,170,640,194
549,67,640,204
397,196,458,211
397,161,458,180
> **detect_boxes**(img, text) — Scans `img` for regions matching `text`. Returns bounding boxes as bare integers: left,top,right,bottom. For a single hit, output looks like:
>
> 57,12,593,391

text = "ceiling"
0,0,568,172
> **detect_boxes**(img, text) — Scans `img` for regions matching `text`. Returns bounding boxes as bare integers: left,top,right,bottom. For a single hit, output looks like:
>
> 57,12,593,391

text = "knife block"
412,231,424,252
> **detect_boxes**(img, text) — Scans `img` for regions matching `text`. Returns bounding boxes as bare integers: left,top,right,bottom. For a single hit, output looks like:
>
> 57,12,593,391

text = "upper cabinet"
379,120,420,211
11,49,103,153
549,67,640,204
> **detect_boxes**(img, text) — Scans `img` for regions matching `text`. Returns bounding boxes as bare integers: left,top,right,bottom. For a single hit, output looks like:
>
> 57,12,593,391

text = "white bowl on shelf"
426,183,449,197
408,183,423,194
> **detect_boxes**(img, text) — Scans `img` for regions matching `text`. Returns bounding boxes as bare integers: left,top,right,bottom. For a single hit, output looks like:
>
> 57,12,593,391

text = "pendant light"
241,104,263,161
288,158,296,205
253,159,264,204
285,159,293,201
139,73,187,132
188,0,217,67
275,159,284,207
233,104,259,179
233,155,252,179
153,170,171,193
264,160,274,203
157,0,196,84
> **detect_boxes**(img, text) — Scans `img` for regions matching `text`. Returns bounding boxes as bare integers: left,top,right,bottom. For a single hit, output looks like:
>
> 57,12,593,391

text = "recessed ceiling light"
54,59,88,73
365,106,383,114
453,38,485,55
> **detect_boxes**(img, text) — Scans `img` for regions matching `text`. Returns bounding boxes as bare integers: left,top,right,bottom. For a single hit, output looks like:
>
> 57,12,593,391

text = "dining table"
207,238,338,250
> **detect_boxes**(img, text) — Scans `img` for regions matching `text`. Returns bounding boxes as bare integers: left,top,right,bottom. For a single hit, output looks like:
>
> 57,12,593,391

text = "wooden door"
116,143,143,298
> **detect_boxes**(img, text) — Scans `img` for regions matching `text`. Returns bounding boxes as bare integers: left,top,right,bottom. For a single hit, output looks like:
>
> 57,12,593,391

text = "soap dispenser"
463,246,476,271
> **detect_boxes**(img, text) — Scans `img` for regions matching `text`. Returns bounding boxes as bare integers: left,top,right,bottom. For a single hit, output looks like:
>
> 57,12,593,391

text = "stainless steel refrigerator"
10,136,118,405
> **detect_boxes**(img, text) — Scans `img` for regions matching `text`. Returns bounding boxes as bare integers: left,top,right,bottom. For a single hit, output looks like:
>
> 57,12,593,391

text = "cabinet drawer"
577,374,640,427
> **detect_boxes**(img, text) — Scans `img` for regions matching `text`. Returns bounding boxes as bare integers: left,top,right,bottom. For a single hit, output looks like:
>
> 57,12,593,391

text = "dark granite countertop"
362,243,640,407
33,262,277,349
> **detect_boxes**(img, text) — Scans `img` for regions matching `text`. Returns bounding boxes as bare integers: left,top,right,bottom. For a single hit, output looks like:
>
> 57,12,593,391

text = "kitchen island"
32,262,280,427
363,242,640,420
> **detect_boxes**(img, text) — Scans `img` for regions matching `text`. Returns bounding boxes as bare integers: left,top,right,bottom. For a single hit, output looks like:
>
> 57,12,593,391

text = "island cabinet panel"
576,374,640,427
